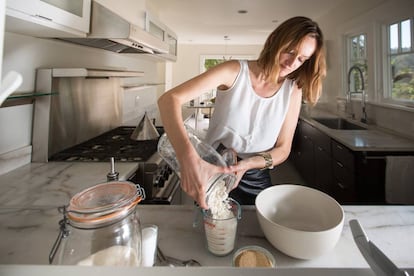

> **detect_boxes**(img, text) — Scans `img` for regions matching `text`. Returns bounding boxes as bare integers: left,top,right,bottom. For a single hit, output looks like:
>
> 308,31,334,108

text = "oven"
48,126,181,204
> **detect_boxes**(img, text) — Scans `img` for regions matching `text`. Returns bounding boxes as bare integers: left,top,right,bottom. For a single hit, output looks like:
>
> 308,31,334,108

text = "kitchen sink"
313,117,367,130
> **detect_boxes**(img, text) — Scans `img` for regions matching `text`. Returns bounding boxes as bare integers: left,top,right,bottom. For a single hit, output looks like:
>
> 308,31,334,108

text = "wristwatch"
258,152,274,170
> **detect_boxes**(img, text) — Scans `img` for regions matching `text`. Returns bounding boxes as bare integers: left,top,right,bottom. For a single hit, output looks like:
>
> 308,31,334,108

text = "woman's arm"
158,60,240,208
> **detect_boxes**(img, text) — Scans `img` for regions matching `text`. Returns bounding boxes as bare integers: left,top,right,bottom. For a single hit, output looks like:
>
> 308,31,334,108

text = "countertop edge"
2,264,413,276
299,112,414,152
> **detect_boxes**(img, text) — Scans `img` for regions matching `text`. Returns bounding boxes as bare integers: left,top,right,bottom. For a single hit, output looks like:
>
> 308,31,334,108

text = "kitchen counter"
0,162,139,208
300,109,414,152
0,161,413,275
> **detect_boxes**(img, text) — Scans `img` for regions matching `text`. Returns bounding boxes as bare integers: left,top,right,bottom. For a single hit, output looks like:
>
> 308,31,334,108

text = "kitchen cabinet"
146,12,178,61
292,119,388,204
292,119,315,187
6,0,91,37
292,119,332,194
331,140,357,203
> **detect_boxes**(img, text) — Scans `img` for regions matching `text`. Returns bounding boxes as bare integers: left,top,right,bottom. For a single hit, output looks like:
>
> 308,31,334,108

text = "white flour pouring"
206,179,234,219
203,179,240,256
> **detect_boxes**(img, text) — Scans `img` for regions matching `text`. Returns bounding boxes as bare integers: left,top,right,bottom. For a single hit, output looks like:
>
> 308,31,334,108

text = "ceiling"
147,0,349,45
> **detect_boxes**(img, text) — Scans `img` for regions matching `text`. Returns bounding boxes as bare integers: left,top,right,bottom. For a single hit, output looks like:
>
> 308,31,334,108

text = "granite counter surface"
0,162,413,273
300,110,414,152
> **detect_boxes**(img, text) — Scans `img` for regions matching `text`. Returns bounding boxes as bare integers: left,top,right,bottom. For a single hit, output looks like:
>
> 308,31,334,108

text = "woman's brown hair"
257,16,326,105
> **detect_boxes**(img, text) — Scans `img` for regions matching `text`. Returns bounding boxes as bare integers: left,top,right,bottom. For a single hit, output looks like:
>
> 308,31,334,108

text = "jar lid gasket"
67,181,141,227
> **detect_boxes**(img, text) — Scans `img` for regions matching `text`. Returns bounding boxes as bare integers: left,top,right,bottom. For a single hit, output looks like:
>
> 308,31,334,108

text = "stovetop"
49,126,164,162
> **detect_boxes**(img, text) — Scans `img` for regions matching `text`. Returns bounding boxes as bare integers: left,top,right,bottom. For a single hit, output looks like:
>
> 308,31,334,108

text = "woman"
158,16,326,209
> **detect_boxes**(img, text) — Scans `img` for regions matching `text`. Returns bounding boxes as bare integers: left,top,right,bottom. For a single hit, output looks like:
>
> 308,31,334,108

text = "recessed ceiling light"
238,10,248,14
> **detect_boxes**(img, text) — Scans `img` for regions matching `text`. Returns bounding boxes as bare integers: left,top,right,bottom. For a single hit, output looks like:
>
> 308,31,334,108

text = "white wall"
172,44,261,87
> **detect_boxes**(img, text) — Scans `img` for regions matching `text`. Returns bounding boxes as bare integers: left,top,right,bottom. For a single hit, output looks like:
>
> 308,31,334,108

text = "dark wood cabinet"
292,118,392,204
292,119,332,194
314,144,333,194
292,119,315,186
331,140,356,203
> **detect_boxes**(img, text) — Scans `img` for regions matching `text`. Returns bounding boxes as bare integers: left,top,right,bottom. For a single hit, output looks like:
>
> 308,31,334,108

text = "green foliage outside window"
391,53,414,100
204,59,226,71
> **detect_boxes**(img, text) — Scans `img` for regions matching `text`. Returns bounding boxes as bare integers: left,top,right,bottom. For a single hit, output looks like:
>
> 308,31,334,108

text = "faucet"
347,65,367,123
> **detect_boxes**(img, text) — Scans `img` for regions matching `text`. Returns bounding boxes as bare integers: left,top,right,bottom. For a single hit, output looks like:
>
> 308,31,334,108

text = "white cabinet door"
7,0,91,34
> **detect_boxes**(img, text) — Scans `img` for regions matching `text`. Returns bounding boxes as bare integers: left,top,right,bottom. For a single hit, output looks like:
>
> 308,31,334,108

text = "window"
387,18,414,103
347,34,368,95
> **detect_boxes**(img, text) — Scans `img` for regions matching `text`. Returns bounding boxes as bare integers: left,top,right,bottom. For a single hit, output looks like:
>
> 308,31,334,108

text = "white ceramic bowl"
255,184,344,260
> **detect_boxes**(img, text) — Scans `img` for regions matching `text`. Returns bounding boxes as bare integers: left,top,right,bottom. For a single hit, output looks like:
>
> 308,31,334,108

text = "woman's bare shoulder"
211,59,241,73
212,60,242,90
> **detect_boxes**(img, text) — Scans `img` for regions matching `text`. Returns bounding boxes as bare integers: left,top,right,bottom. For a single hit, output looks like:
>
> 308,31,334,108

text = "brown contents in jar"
234,249,272,267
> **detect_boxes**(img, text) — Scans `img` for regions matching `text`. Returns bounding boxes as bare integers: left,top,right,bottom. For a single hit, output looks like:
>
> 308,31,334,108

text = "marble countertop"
0,162,139,208
0,161,413,273
300,109,414,152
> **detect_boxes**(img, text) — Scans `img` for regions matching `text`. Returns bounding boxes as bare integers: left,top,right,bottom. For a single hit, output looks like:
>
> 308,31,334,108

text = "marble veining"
0,162,138,208
0,161,413,270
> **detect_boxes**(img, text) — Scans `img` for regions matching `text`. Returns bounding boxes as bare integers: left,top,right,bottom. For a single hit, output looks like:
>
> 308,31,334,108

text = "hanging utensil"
349,219,410,276
130,112,160,141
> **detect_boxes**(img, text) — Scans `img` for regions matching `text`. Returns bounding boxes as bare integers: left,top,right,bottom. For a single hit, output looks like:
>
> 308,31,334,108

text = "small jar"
49,181,145,266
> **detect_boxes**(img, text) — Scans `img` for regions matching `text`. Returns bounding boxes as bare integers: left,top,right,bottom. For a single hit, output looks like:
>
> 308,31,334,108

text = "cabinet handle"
336,161,344,168
35,14,53,21
317,146,323,151
336,144,343,150
337,182,346,189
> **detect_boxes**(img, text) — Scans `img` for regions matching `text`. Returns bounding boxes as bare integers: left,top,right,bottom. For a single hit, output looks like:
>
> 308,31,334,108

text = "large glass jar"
157,125,237,205
49,181,145,266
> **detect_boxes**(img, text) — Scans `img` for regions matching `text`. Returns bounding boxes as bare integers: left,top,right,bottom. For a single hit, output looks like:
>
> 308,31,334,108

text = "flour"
77,245,140,266
204,179,238,255
206,179,233,219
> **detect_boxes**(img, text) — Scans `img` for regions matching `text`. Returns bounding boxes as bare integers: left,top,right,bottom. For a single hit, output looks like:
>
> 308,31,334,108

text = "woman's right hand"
178,153,230,209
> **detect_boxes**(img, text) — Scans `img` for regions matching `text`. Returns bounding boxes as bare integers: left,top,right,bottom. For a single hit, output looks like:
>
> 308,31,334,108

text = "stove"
49,126,180,204
49,126,161,162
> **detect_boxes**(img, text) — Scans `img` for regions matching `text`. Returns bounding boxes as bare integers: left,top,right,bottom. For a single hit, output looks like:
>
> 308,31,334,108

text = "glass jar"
49,181,145,266
157,125,237,205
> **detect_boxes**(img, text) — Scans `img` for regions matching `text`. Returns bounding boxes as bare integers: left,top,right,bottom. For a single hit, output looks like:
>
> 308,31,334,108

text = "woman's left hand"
227,159,251,189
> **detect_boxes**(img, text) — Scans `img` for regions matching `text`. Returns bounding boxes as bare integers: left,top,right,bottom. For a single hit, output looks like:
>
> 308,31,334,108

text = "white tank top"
205,60,295,158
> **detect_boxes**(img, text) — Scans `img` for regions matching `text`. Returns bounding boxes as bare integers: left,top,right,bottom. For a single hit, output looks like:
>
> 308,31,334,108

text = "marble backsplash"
315,100,414,140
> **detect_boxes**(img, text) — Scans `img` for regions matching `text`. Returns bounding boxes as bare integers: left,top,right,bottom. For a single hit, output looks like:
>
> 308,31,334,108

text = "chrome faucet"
347,65,367,123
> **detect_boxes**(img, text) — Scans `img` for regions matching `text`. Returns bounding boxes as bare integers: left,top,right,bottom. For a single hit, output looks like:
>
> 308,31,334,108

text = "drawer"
313,127,331,154
332,161,356,203
332,140,354,169
333,160,355,186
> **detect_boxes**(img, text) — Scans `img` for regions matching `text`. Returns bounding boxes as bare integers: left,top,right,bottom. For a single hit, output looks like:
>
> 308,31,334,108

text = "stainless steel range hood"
57,1,169,55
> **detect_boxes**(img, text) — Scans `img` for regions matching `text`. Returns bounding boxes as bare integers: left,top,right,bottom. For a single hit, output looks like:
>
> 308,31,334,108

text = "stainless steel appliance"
49,126,180,204
57,1,169,55
32,68,180,204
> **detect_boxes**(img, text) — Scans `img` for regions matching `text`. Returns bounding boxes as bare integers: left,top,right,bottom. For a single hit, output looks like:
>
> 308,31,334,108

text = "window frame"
346,33,368,99
382,17,414,107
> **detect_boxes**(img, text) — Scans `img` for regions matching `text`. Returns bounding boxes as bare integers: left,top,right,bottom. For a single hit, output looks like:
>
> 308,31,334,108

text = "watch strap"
258,152,274,170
